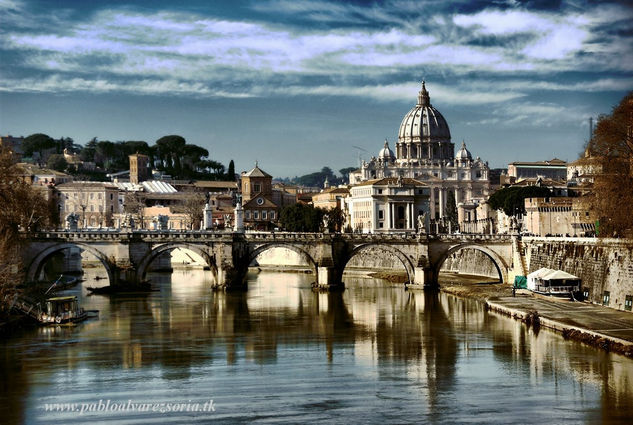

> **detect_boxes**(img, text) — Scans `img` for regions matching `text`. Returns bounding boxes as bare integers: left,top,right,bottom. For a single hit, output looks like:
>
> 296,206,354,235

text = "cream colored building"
345,177,430,233
312,186,350,210
57,182,119,228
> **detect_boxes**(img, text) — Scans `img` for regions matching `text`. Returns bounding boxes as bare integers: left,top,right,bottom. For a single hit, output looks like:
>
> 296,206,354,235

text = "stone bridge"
20,231,516,290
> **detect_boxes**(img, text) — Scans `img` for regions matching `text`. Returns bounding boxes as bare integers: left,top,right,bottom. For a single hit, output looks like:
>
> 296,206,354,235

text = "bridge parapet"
20,230,519,290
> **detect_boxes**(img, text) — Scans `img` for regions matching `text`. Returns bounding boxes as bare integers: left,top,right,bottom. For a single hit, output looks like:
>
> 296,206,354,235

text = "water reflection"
1,270,632,424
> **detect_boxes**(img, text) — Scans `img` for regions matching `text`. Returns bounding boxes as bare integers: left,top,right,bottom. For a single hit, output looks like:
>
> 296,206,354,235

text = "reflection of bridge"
21,231,517,289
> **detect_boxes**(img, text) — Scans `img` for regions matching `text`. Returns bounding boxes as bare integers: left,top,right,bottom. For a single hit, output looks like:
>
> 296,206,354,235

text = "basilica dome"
378,139,395,161
397,82,452,162
455,141,472,161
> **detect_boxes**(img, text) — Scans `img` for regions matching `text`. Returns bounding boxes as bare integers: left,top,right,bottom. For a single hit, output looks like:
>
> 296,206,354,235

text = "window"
246,211,251,219
110,193,113,200
603,291,610,306
625,295,633,312
254,183,261,192
583,287,589,300
378,189,383,194
378,222,383,228
378,210,384,219
262,211,267,219
270,211,275,220
254,211,259,219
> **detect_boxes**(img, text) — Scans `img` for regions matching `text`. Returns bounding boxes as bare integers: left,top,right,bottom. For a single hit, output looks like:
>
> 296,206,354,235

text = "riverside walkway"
440,279,633,356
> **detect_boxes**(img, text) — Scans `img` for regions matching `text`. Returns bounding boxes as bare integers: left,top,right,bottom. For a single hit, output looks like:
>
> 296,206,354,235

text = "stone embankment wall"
440,248,500,279
345,246,407,272
252,247,310,269
523,237,633,312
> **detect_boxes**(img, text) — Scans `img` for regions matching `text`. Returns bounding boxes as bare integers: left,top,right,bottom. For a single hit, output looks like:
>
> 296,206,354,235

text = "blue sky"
1,0,632,178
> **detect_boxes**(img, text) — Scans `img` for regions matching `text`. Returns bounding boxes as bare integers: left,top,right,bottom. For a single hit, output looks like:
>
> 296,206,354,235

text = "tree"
80,137,98,162
47,154,68,172
22,133,56,158
227,160,235,180
172,192,205,230
156,135,186,175
445,190,458,228
279,203,324,232
0,147,54,315
295,166,337,188
324,206,346,232
123,191,146,229
487,186,553,216
586,92,633,237
339,167,357,183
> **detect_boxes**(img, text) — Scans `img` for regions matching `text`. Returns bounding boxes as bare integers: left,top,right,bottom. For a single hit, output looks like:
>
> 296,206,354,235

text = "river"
2,269,633,424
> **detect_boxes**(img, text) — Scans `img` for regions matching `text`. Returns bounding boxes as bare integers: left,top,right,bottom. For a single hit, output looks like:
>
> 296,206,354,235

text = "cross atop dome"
417,80,430,107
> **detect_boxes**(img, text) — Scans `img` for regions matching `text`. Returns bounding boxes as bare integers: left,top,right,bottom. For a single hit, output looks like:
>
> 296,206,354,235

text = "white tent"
527,268,580,293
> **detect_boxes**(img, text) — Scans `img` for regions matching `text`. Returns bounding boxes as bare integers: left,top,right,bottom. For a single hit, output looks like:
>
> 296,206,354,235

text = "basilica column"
386,201,392,231
430,186,436,218
438,187,445,218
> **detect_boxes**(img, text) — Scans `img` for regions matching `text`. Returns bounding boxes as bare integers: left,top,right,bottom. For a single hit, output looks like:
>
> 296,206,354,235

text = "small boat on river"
12,295,98,325
39,296,91,324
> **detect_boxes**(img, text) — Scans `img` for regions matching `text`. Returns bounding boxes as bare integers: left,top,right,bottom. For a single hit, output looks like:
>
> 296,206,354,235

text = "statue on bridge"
122,214,135,230
417,213,427,234
154,215,169,231
65,213,80,231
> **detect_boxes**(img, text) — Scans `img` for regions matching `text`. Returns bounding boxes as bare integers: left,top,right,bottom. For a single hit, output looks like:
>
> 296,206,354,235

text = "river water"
2,269,633,424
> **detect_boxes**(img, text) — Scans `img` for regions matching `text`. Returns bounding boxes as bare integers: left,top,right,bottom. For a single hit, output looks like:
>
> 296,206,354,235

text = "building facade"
507,158,567,181
349,82,490,221
57,182,119,228
345,177,430,233
240,163,280,230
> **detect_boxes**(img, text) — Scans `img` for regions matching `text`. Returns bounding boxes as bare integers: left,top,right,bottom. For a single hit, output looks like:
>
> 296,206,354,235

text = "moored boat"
38,296,89,324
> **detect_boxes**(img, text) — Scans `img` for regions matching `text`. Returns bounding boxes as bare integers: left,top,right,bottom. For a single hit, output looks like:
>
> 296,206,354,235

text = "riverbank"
439,274,633,358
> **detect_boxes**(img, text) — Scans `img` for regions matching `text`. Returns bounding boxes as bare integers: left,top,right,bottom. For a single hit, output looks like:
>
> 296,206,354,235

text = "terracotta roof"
193,181,238,189
243,164,272,178
316,187,350,195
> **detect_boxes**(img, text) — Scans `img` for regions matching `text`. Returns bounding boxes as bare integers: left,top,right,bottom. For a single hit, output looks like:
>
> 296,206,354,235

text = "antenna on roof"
352,145,368,168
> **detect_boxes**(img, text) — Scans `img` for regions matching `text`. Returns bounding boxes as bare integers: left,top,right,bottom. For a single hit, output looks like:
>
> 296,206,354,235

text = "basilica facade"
349,82,491,222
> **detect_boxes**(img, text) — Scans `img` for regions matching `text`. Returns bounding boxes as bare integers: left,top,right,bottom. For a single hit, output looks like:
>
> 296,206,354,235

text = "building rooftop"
509,158,567,167
243,162,272,178
355,177,427,187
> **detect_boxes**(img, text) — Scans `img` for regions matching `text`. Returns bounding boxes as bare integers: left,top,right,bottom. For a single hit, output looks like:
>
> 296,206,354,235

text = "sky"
0,0,632,178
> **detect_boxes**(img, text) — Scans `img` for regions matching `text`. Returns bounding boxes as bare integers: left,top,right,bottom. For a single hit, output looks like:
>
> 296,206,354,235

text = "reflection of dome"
455,141,472,161
398,82,451,161
378,139,395,161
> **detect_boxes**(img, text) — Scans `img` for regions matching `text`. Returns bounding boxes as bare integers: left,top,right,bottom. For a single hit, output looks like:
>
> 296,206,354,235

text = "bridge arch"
343,243,415,285
25,242,115,285
248,243,318,275
136,243,215,281
434,243,508,284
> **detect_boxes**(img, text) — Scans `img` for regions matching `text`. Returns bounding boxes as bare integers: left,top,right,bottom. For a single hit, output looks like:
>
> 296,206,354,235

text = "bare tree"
173,192,205,230
123,191,146,229
0,147,52,315
586,92,633,237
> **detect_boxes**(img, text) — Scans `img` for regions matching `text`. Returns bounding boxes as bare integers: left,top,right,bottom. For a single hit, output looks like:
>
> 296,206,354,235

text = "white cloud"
0,0,630,104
